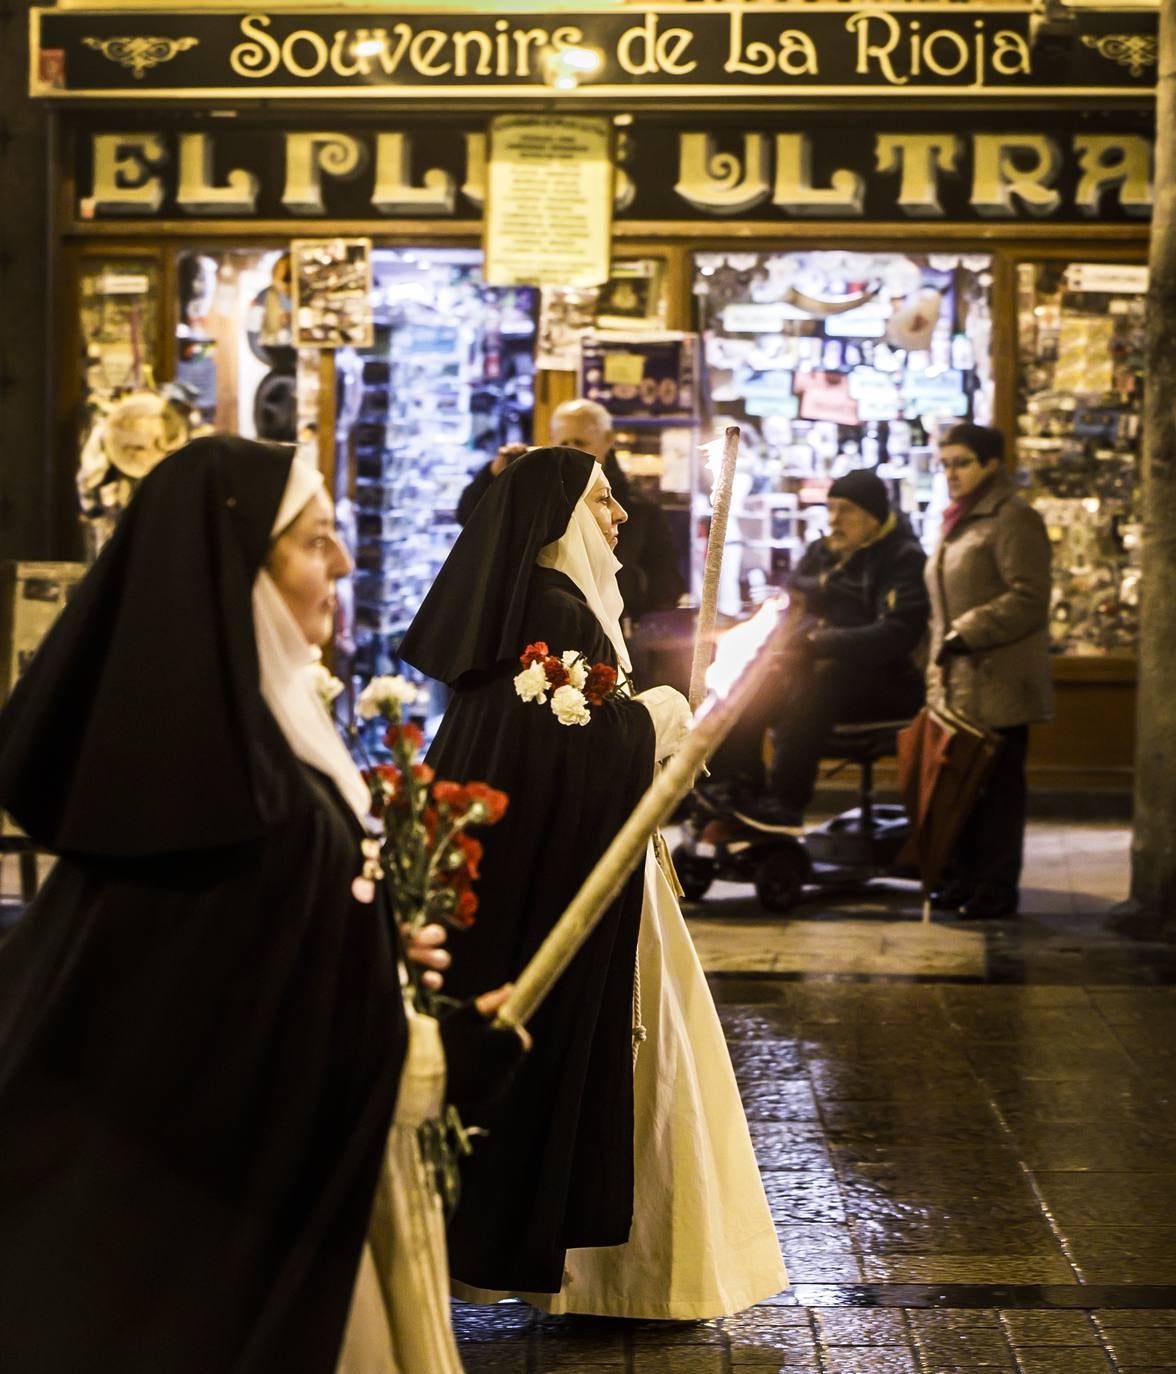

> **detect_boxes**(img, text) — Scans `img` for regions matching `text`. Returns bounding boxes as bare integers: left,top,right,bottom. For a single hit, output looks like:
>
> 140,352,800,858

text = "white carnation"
308,662,345,707
550,684,591,727
357,674,418,719
513,661,550,703
561,650,588,691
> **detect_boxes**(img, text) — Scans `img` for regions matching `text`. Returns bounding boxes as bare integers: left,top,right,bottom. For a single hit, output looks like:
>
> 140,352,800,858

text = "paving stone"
460,1347,530,1373
1095,1313,1176,1330
998,1310,1100,1345
1033,1173,1176,1228
821,1350,919,1374
629,1321,725,1347
451,1301,535,1341
760,1171,847,1224
631,1349,726,1373
1013,1350,1112,1374
1065,1228,1176,1285
814,1307,909,1345
861,1253,1076,1284
1098,1329,1176,1363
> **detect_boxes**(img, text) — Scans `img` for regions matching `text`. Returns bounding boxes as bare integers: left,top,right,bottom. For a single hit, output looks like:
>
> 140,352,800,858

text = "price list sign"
485,115,613,289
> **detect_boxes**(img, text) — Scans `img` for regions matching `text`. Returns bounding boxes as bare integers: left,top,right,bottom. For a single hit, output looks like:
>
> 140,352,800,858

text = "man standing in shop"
717,470,929,835
455,399,686,623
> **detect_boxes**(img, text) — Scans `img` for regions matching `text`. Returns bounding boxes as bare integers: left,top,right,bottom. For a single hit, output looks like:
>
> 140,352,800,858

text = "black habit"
0,437,407,1374
400,448,656,1294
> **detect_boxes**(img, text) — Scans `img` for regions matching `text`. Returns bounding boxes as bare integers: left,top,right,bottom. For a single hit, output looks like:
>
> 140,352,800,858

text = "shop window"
693,248,993,612
1015,261,1144,657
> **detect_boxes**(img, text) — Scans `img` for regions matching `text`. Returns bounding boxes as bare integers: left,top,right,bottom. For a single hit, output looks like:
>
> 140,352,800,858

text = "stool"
823,719,912,839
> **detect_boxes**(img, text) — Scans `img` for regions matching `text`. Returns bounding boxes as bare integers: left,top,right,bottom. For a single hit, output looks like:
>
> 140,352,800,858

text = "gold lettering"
452,30,492,78
550,25,584,53
875,133,960,217
494,19,510,77
847,11,904,86
617,12,696,76
176,132,258,214
230,14,280,80
778,31,818,77
329,31,366,79
283,30,329,80
91,133,166,214
992,30,1031,77
971,135,1061,218
461,131,486,207
724,10,774,76
374,25,413,77
282,133,366,215
1074,135,1152,217
773,133,864,217
409,29,450,77
512,28,548,77
674,132,770,214
372,132,455,214
922,29,968,78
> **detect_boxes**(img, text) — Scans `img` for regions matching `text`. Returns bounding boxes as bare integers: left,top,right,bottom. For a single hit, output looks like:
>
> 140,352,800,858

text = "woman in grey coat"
926,422,1053,919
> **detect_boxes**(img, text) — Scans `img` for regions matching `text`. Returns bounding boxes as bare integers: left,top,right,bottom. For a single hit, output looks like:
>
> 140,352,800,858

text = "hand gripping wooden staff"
493,597,785,1032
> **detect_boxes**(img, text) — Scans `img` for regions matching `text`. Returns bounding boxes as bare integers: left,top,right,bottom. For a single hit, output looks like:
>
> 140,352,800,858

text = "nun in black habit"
0,435,517,1374
400,448,786,1317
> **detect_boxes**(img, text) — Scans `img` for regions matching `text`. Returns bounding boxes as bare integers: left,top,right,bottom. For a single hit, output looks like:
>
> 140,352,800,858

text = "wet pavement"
453,821,1176,1372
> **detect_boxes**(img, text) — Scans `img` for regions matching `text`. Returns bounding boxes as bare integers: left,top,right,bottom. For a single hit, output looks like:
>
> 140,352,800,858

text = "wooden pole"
688,425,741,712
1115,0,1176,938
495,599,783,1031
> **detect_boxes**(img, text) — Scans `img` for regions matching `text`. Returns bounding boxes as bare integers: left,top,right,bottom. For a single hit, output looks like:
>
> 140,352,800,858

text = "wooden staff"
688,425,741,712
494,599,784,1032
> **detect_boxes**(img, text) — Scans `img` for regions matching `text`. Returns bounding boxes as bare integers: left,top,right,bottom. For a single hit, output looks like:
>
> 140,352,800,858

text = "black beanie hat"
941,422,1004,464
827,469,889,525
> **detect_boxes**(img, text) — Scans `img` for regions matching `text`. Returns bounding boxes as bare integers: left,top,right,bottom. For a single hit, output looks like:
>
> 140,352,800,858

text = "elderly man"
717,469,929,835
456,399,686,623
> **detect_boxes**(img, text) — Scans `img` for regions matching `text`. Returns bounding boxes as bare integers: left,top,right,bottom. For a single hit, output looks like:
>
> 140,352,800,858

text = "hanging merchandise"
76,385,205,555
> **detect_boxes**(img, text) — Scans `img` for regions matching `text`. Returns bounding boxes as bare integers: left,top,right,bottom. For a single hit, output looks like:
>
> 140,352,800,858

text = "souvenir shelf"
692,249,994,604
1015,261,1145,656
340,251,537,692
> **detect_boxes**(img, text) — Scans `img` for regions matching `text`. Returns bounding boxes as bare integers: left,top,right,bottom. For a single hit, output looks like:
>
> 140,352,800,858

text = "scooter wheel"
754,846,806,913
671,844,715,902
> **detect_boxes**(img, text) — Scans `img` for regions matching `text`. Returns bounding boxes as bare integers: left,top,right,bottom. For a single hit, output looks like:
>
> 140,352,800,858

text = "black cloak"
400,448,656,1294
0,436,406,1373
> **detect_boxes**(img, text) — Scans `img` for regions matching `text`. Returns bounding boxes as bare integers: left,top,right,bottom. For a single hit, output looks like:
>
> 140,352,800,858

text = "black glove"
438,1000,527,1122
935,630,971,666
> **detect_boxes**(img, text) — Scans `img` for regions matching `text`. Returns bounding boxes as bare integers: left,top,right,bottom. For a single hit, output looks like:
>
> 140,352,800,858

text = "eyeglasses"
937,457,979,474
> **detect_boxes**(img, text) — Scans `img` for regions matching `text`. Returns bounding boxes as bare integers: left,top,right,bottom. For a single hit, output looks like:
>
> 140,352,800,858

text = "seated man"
717,470,929,835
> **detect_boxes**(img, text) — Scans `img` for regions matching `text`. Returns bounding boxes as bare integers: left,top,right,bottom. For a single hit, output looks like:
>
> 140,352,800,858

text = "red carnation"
454,831,483,879
584,662,618,706
432,780,469,811
453,886,479,927
542,656,571,689
413,762,435,786
363,763,401,816
464,781,509,824
520,641,549,667
385,722,425,755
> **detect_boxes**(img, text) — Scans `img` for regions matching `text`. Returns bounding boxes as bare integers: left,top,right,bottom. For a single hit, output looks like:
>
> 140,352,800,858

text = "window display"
1015,260,1144,655
338,249,537,699
693,249,993,607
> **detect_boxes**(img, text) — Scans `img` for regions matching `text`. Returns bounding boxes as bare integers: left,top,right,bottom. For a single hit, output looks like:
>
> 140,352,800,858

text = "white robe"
337,1001,463,1374
453,839,787,1320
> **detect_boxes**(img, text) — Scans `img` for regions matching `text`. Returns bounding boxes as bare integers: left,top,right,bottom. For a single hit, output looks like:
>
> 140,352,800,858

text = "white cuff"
635,684,692,761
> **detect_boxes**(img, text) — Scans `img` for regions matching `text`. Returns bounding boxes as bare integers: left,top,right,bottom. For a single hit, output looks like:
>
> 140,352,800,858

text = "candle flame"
704,597,788,701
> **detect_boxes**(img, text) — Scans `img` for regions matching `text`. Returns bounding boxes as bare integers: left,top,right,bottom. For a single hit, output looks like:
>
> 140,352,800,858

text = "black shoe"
732,799,806,836
958,893,1018,920
929,883,973,913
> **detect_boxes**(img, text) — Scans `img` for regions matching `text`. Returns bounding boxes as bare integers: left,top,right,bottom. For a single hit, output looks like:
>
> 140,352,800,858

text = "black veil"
399,446,594,685
0,434,294,857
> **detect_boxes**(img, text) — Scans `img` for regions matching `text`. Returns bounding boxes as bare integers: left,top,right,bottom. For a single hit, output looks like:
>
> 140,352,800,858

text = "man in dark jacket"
721,469,929,834
456,400,686,623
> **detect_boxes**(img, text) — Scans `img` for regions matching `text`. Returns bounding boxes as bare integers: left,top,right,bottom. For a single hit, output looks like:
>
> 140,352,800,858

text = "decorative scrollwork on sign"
1081,33,1157,78
83,35,199,79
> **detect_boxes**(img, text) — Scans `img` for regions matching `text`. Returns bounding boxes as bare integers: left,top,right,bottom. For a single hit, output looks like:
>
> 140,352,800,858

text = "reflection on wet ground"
455,823,1176,1371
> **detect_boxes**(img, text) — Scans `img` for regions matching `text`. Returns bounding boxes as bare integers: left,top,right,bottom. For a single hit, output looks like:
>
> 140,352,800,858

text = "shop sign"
484,116,613,288
71,118,1156,226
31,5,1157,101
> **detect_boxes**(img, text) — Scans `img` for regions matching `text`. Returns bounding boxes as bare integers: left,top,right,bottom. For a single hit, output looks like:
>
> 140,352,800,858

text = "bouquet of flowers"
353,675,508,948
512,641,629,726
